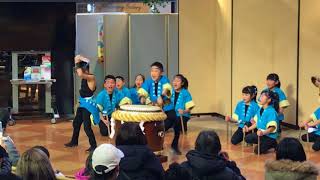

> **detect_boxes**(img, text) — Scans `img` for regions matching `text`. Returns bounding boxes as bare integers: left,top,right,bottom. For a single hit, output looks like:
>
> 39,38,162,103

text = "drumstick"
257,135,260,156
230,125,233,138
242,129,246,147
104,115,111,137
180,115,185,135
307,131,309,143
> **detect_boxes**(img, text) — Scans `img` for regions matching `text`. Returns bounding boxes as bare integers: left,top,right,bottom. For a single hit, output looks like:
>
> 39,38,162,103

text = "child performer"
225,86,259,145
65,55,100,153
138,62,184,154
265,73,290,132
116,76,131,99
96,75,132,136
138,61,172,110
244,90,279,154
299,109,320,151
130,74,145,105
300,76,320,151
165,74,195,154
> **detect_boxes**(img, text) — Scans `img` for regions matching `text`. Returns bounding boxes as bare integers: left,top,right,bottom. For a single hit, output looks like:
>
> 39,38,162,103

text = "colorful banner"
97,18,104,63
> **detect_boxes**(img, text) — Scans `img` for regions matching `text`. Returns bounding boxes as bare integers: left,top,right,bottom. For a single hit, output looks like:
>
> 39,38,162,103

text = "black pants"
245,133,277,154
301,133,320,151
231,127,254,145
164,110,189,148
70,107,97,148
99,115,111,136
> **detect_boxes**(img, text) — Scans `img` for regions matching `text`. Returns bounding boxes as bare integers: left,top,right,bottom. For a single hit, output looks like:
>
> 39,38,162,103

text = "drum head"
112,105,167,122
120,105,162,112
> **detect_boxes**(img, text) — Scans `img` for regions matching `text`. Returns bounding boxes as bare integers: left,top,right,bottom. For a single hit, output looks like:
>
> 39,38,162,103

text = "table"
10,79,56,115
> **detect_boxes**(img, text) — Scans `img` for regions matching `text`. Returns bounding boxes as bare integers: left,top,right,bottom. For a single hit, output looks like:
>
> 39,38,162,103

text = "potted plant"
143,0,169,13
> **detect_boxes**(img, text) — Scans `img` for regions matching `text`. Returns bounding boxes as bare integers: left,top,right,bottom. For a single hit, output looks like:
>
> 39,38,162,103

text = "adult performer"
64,55,100,153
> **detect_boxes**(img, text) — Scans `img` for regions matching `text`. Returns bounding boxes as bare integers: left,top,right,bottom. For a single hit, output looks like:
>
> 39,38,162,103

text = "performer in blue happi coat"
129,74,145,105
262,73,290,133
96,75,132,136
165,74,195,155
300,108,320,151
225,85,260,145
116,76,131,99
245,90,279,154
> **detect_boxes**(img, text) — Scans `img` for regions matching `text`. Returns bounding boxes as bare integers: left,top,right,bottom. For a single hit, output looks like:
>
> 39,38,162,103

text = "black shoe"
64,142,78,148
86,146,96,153
172,146,182,155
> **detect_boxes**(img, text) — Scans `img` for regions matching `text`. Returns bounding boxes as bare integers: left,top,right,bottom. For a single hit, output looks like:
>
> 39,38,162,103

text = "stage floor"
5,116,320,179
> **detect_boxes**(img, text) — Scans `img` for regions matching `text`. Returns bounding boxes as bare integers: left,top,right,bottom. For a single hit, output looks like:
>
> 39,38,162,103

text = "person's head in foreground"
115,122,147,146
276,137,306,162
90,144,124,180
195,130,221,155
32,146,50,159
16,148,56,180
182,130,244,180
265,137,318,180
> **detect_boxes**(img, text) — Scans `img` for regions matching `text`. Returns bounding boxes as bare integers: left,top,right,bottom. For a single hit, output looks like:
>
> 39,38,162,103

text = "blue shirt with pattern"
232,100,260,128
254,106,279,139
168,88,195,117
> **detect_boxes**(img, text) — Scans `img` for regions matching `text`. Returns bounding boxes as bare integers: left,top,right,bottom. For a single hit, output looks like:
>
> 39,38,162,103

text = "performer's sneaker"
64,142,78,148
85,146,96,153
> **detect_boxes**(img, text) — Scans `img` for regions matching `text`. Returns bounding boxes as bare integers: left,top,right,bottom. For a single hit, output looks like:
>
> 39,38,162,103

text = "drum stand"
242,129,246,148
158,120,168,163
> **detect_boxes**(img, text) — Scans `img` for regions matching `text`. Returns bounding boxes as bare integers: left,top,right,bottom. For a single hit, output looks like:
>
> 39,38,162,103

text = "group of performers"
65,55,195,154
65,55,320,156
226,74,320,154
225,73,289,154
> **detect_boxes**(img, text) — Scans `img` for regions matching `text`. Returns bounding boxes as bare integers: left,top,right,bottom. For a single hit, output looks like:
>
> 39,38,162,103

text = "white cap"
92,144,124,174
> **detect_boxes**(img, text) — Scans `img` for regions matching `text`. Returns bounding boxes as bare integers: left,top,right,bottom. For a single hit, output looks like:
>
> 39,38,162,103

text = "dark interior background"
0,3,76,115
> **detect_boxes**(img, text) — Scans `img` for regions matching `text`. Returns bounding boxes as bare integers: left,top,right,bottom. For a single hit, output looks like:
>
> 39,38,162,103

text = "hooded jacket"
265,159,319,180
117,145,164,180
180,150,244,180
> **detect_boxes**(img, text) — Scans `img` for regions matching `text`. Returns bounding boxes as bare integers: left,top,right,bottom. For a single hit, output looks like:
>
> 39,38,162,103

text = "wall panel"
233,0,298,125
298,0,320,123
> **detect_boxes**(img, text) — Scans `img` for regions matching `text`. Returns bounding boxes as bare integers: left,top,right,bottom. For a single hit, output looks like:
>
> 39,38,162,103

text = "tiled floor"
5,116,320,179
